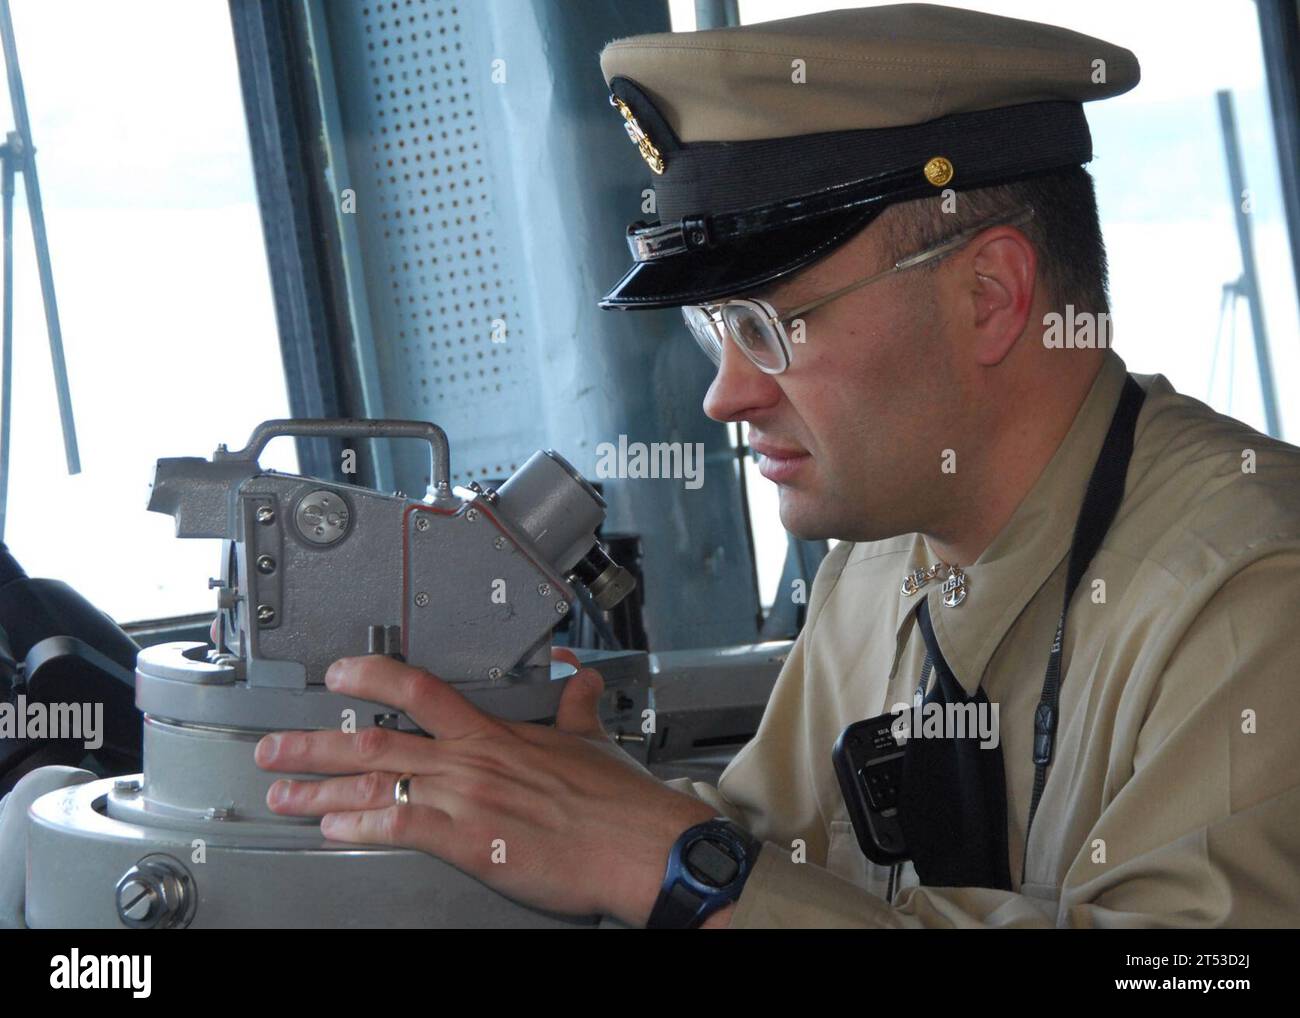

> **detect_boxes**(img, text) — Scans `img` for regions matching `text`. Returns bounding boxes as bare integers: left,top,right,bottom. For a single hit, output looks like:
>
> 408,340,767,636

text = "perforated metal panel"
310,0,765,651
325,0,535,487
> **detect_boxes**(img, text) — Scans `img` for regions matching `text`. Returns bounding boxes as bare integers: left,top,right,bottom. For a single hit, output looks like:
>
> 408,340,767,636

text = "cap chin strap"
626,164,928,263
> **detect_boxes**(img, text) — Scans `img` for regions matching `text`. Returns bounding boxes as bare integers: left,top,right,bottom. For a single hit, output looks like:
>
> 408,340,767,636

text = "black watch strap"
651,877,716,929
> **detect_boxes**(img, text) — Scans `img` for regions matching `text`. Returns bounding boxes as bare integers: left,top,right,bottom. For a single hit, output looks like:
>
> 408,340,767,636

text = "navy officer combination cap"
596,3,1140,310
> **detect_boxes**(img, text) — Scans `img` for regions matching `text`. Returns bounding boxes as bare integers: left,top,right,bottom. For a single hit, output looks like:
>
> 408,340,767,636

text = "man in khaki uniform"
251,4,1300,931
594,4,1300,927
666,349,1300,927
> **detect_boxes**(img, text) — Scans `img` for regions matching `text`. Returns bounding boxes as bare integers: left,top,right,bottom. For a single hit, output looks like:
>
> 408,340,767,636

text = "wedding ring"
394,773,413,806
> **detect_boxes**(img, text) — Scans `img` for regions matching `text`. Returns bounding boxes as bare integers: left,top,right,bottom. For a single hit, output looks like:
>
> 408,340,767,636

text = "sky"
0,0,294,622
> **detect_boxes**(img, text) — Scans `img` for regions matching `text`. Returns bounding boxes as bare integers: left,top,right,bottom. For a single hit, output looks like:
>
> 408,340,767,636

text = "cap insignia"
610,94,665,175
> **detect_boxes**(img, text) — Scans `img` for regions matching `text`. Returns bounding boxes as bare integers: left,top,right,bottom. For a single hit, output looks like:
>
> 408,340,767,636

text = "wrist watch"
646,817,762,929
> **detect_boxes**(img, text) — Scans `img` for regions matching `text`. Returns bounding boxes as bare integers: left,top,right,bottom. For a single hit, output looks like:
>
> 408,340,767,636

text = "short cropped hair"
875,165,1111,316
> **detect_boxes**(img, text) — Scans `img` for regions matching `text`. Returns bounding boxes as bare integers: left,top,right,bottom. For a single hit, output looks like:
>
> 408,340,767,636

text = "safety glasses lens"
682,306,723,365
720,303,784,371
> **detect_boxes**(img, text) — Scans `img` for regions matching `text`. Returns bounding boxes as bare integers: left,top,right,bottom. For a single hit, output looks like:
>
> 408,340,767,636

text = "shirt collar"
894,350,1130,697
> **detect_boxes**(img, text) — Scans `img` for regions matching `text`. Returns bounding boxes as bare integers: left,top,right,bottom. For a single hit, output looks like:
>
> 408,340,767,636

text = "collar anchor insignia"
901,562,968,607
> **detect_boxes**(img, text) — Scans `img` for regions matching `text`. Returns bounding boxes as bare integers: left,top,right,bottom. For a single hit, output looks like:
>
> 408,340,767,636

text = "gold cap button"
923,156,955,187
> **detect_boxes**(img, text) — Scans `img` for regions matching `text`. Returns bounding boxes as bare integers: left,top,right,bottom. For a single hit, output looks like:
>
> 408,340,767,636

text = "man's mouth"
749,437,812,484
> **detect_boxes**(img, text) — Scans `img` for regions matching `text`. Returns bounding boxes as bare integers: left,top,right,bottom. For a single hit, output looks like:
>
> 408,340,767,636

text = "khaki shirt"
669,350,1300,927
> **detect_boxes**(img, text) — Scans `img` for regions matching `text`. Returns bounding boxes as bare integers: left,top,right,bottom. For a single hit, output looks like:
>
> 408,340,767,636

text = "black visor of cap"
600,202,887,309
599,77,1094,311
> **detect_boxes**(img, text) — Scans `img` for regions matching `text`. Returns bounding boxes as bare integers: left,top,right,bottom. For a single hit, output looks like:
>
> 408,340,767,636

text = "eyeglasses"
682,206,1035,375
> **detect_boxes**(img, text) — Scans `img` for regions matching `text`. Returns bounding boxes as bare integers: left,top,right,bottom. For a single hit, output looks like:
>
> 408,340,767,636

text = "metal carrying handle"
214,419,452,498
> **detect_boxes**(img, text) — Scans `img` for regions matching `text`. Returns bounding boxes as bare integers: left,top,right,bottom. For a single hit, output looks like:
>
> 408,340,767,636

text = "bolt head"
537,582,551,597
415,516,430,531
117,879,156,923
487,667,503,680
257,604,276,624
465,508,479,522
493,536,505,550
115,855,195,930
256,554,276,574
414,592,430,607
256,505,275,524
556,601,570,615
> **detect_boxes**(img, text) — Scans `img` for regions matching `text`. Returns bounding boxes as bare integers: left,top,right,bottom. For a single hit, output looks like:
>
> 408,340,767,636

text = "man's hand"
253,649,717,927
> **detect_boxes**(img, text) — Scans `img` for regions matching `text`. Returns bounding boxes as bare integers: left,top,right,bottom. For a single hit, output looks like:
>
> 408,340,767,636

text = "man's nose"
701,329,782,423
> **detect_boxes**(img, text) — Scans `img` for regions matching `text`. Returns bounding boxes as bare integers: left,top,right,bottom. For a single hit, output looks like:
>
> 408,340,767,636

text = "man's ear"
962,228,1037,367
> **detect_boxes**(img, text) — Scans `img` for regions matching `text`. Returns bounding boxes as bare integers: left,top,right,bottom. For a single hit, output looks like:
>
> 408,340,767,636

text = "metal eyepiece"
572,544,636,611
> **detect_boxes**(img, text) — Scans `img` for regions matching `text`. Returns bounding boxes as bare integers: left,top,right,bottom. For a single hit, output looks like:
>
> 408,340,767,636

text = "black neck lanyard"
1020,373,1145,882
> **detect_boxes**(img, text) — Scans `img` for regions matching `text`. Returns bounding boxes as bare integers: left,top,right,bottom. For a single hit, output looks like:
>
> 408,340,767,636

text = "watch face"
684,836,741,888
